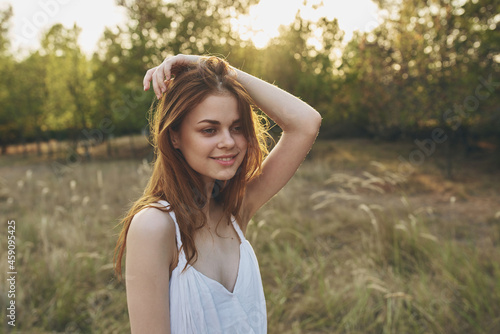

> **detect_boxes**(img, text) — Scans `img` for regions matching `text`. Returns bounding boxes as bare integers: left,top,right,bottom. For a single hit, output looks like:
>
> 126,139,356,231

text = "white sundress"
157,200,267,334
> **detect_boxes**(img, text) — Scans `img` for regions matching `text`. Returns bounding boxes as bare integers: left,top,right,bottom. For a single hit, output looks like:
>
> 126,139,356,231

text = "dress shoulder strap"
157,200,182,249
231,216,246,242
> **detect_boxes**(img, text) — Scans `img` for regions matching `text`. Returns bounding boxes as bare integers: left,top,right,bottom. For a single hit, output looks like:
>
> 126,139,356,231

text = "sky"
0,0,381,57
1,0,127,57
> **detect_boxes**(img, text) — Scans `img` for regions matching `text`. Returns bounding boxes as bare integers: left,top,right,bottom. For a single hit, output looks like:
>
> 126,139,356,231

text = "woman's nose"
217,129,235,148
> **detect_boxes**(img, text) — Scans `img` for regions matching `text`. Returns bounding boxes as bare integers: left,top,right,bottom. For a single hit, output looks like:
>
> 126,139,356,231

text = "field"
1,136,499,333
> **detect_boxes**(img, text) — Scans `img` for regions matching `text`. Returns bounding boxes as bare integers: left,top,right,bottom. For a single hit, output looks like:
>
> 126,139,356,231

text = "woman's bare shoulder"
127,203,176,244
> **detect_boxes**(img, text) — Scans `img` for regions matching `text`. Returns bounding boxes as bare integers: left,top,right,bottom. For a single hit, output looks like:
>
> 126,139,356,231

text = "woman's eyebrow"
197,119,241,125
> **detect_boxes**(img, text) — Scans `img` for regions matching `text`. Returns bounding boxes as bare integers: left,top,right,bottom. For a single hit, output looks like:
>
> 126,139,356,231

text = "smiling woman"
113,54,321,333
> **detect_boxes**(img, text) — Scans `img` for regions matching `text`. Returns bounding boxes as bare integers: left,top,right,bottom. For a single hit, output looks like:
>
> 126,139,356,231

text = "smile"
211,154,238,165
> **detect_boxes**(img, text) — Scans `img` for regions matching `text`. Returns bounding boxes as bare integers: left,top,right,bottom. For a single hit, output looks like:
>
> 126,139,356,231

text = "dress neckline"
190,241,244,295
158,200,246,293
190,218,244,294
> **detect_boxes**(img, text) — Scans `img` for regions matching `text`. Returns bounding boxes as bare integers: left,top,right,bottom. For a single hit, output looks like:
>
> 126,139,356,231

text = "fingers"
147,57,175,99
152,69,162,99
144,54,199,99
157,62,171,94
143,67,157,92
151,56,178,99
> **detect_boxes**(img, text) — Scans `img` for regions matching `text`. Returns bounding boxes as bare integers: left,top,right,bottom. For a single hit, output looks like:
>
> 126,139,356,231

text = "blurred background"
0,0,499,333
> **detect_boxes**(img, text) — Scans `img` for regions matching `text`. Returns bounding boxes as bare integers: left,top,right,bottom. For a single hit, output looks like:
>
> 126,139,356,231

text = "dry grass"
0,137,499,333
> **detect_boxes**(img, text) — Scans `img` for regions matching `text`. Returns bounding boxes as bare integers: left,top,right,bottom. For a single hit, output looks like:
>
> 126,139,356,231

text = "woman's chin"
215,173,236,181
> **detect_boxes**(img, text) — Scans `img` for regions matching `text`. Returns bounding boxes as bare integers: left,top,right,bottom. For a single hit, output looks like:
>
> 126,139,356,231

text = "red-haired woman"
114,55,321,333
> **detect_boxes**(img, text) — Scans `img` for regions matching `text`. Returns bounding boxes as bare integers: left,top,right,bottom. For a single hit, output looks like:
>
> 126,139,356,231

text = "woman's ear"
170,130,180,149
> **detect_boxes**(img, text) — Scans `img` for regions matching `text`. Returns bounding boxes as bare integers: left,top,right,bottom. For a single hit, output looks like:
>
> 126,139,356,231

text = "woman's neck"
201,179,218,221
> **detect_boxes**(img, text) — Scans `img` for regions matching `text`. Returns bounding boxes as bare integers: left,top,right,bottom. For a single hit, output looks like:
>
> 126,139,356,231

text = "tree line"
0,0,498,174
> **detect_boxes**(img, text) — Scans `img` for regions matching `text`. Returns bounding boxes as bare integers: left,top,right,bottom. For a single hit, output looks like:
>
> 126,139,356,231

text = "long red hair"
114,56,270,280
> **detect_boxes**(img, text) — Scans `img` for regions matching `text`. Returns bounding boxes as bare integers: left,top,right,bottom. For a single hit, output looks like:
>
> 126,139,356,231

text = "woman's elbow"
282,107,322,135
303,109,322,136
312,109,322,131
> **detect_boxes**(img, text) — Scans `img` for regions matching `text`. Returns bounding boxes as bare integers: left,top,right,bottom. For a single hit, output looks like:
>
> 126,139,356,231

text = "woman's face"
171,93,248,185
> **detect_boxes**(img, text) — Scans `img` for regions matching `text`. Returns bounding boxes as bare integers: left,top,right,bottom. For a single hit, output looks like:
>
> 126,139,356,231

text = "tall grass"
0,138,499,333
254,150,500,334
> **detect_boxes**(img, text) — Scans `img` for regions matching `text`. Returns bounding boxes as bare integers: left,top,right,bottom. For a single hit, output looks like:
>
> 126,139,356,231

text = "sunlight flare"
232,0,381,48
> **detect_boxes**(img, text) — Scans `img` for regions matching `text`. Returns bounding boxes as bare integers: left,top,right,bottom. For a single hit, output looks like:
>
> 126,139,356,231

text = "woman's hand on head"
143,54,201,99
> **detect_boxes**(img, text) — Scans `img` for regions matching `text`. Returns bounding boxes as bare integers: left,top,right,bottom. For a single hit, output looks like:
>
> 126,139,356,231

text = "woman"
114,55,321,333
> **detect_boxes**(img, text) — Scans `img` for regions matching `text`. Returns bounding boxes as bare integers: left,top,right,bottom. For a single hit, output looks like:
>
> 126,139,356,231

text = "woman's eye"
202,129,216,134
232,126,242,133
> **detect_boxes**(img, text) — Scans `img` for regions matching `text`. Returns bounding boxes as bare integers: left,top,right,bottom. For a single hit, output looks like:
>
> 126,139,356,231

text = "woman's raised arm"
231,67,322,224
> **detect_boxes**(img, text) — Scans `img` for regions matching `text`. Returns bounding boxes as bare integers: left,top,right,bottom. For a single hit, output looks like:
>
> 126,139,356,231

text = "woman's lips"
211,154,237,166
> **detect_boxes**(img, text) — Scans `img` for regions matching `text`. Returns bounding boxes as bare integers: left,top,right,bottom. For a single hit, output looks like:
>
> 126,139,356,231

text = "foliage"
336,0,499,176
0,0,498,172
340,0,499,136
0,4,14,153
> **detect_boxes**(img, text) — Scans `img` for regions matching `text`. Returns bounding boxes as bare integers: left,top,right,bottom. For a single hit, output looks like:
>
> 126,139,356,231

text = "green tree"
91,26,152,157
41,23,96,158
0,3,11,56
340,0,499,176
11,52,49,156
256,11,342,135
0,4,15,154
116,0,258,58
